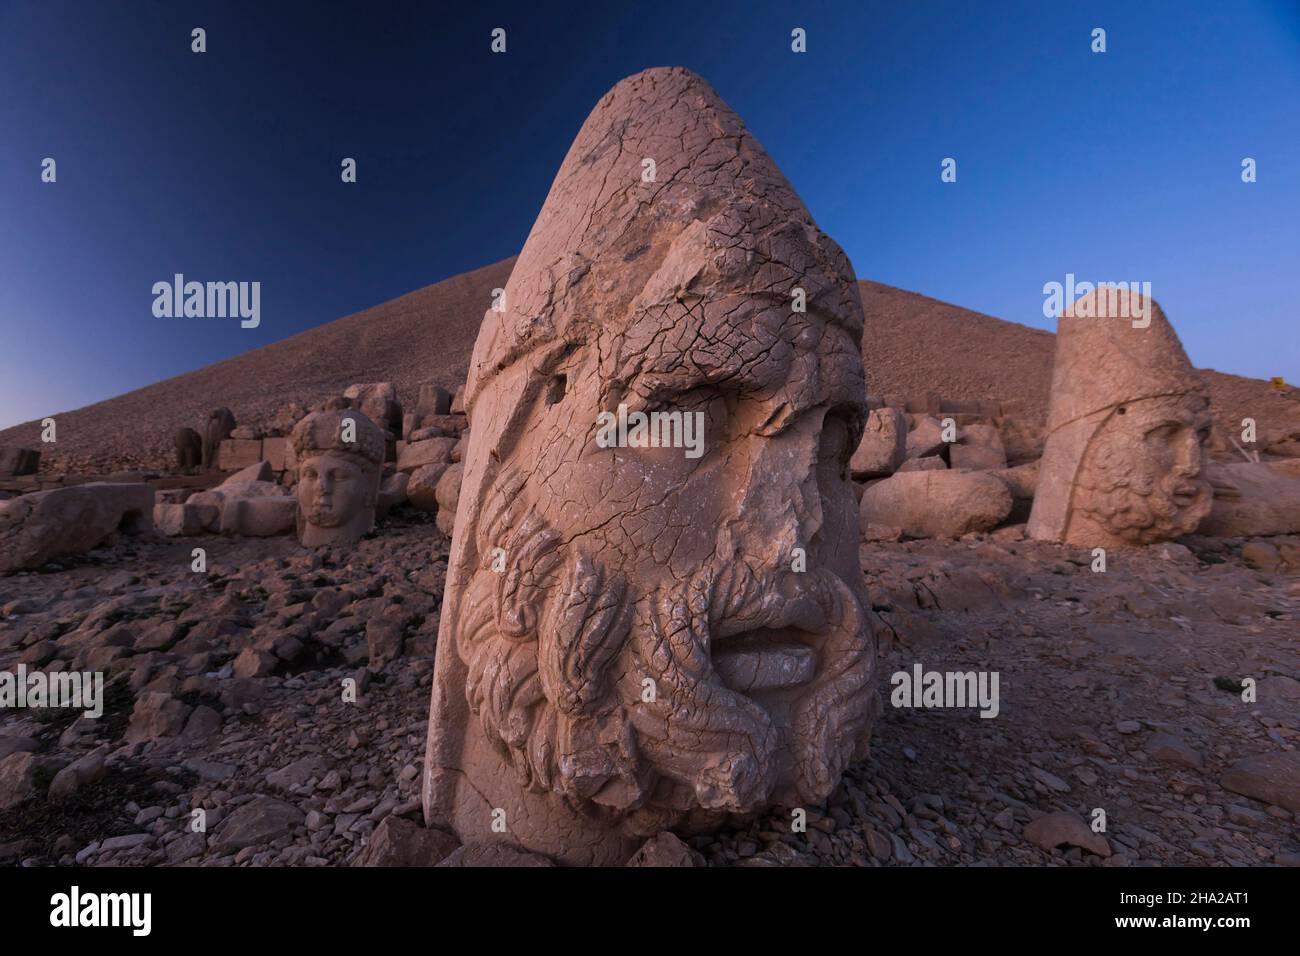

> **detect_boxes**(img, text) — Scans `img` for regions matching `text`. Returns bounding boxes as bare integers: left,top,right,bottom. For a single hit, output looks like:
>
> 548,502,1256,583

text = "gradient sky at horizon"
2,0,1297,430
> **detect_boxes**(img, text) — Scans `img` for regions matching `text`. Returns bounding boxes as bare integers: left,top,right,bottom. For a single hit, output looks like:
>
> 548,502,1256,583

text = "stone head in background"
201,407,236,471
291,409,385,547
1028,289,1212,548
423,67,877,865
173,427,202,473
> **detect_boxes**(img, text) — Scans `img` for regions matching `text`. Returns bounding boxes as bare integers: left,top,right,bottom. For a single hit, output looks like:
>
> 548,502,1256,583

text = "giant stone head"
422,68,878,865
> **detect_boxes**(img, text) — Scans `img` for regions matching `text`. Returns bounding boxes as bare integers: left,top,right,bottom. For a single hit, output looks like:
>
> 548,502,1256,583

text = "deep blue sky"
2,0,1297,429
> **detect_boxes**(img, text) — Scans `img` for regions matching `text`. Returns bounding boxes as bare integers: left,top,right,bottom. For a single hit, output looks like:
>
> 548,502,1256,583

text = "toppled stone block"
153,502,218,536
262,437,293,472
1199,461,1300,537
217,438,263,471
220,496,296,537
396,436,457,473
850,407,906,479
860,470,1012,538
0,751,58,810
0,483,154,573
210,796,305,854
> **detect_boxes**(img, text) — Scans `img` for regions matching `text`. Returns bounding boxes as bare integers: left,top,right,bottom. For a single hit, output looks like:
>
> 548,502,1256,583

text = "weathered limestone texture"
423,68,878,865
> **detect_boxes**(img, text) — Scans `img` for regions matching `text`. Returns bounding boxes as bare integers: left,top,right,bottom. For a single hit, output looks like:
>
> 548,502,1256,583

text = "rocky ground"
1,513,1297,867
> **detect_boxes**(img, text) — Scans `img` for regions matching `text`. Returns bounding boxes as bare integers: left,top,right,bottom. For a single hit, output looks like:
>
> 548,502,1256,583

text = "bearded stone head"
422,67,878,865
1028,288,1212,548
1072,393,1212,544
291,409,384,547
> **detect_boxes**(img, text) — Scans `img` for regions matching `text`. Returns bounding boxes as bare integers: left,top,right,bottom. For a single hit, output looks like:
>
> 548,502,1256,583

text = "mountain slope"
2,259,1295,474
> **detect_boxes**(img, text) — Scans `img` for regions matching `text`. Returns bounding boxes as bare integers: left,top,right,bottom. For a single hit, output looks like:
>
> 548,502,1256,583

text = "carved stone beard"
1073,424,1212,545
457,474,876,838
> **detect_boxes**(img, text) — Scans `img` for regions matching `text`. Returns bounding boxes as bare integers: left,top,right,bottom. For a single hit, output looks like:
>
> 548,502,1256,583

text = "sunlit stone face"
1072,394,1213,545
298,454,370,529
291,410,384,548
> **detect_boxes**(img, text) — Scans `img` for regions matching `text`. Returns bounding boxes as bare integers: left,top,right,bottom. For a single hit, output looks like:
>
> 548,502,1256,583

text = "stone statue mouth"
711,626,819,693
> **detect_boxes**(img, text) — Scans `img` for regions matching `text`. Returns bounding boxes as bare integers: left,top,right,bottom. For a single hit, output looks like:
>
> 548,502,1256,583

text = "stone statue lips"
709,581,831,695
711,627,818,693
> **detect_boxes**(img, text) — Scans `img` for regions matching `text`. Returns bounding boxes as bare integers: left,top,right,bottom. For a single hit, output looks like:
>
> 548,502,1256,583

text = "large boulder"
849,407,906,479
859,470,1012,539
0,483,154,573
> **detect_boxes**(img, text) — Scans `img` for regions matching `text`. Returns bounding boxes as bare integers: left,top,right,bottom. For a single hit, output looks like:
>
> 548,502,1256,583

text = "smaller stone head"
1028,289,1212,548
1073,392,1212,544
291,409,385,547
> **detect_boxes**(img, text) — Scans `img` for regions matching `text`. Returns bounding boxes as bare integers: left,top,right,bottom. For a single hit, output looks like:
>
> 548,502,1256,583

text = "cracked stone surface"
422,67,879,864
